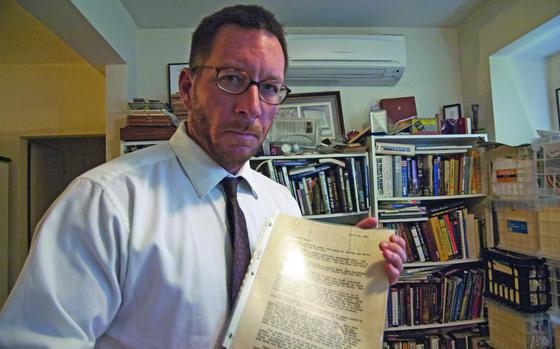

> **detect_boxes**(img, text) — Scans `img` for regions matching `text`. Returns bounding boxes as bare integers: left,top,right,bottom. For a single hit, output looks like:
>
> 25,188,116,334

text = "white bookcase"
369,134,490,339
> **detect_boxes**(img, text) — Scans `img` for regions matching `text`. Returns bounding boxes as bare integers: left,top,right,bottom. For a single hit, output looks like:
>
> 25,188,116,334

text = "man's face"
179,24,285,173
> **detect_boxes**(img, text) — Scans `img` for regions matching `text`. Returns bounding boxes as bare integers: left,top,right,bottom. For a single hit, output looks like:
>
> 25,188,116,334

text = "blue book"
289,164,331,180
411,158,419,196
433,156,441,196
401,158,408,197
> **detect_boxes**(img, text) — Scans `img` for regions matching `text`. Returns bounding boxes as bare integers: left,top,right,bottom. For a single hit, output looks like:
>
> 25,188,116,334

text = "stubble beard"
188,100,263,173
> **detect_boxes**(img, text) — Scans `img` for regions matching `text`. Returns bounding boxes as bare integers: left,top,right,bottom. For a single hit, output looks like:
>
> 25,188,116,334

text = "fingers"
379,237,407,265
356,217,379,229
385,262,401,285
379,235,407,285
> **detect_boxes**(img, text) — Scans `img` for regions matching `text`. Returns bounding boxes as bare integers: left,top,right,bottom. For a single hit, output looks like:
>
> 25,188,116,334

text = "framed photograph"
168,63,188,103
276,91,345,140
443,103,462,121
556,88,560,127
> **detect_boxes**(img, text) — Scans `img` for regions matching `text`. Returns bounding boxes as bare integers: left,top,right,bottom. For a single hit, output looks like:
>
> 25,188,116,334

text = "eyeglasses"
191,66,291,105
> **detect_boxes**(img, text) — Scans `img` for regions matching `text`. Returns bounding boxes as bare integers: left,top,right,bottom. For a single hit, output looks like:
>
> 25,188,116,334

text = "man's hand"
356,217,407,285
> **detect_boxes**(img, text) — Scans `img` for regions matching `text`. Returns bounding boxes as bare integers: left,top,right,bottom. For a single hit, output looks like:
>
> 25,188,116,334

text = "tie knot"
221,177,241,199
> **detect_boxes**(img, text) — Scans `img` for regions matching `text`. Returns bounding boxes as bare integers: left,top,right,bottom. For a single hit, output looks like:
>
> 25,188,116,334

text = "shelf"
379,217,428,223
384,318,487,332
304,211,369,220
377,193,486,201
252,153,367,160
403,258,482,268
372,134,487,145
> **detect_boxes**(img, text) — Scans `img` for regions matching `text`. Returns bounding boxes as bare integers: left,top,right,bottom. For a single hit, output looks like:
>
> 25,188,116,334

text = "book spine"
349,158,360,210
401,158,408,197
362,157,370,209
419,222,440,261
376,157,385,197
393,155,403,197
336,167,348,212
343,170,354,212
266,160,278,183
413,225,427,262
383,155,394,198
318,171,331,214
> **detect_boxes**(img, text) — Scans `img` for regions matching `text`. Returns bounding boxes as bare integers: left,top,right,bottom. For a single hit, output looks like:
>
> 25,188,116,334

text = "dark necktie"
221,177,251,303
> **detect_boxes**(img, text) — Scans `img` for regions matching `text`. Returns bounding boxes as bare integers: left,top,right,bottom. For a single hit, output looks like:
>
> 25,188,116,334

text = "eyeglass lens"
216,68,288,105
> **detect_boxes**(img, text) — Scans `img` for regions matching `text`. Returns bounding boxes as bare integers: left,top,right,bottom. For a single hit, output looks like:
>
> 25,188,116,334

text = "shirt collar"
169,122,259,199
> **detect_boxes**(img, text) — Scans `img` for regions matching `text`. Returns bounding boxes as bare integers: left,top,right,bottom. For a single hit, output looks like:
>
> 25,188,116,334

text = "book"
223,213,393,349
376,142,415,156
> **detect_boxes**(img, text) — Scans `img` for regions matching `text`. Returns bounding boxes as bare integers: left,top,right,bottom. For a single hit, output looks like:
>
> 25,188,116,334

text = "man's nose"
234,83,261,118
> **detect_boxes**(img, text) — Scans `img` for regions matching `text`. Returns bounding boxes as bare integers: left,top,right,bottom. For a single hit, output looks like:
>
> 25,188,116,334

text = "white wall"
490,56,551,145
71,0,139,98
457,0,560,142
135,27,463,133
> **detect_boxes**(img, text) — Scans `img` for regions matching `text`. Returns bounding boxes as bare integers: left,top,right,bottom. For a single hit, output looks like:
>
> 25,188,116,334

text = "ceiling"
119,0,488,29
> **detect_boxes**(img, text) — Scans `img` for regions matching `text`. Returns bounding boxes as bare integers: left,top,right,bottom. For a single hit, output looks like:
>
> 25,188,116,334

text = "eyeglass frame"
190,65,291,105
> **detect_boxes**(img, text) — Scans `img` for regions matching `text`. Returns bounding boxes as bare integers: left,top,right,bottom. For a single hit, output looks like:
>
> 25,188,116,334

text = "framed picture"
276,91,345,140
168,63,188,103
556,88,560,127
443,103,462,121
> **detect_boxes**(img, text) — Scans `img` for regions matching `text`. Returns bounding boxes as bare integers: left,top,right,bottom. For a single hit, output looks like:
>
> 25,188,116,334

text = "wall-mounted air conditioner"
285,34,406,86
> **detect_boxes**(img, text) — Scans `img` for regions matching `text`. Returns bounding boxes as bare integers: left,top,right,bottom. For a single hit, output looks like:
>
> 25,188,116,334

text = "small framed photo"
276,91,345,140
168,63,188,103
443,103,462,121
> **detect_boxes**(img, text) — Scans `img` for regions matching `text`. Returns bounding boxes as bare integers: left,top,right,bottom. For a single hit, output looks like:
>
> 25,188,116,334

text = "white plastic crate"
491,145,540,198
487,299,553,349
537,198,560,260
532,135,560,197
494,199,541,256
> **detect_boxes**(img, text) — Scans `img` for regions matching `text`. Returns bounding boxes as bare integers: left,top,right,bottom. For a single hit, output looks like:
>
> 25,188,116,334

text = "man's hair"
189,5,288,72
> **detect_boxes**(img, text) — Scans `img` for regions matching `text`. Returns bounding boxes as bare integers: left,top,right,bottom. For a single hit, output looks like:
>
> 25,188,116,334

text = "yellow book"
428,217,449,261
438,216,455,257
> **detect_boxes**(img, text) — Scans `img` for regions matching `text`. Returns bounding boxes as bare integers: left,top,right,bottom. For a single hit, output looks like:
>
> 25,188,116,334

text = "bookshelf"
250,153,370,224
369,134,490,344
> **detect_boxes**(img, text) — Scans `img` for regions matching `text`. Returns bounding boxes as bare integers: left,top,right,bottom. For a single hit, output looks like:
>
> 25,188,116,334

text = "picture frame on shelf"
442,103,462,134
443,103,462,121
276,91,345,140
168,63,188,103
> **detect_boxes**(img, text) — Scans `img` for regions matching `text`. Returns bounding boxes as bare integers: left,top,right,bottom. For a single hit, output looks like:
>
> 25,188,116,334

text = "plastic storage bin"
491,145,540,198
494,199,541,256
537,198,560,260
484,248,550,312
487,299,553,349
532,134,560,197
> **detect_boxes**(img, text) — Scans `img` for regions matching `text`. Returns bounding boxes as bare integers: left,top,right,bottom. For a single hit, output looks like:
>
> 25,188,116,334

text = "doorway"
27,136,106,245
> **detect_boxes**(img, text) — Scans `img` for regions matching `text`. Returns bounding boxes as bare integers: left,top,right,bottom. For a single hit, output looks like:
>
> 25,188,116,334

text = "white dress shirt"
0,123,301,348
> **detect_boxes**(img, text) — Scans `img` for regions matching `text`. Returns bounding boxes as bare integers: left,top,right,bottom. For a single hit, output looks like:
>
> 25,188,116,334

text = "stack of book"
382,201,482,263
254,156,370,216
127,98,171,127
170,92,188,123
375,143,482,198
120,98,177,141
384,324,489,348
386,267,485,328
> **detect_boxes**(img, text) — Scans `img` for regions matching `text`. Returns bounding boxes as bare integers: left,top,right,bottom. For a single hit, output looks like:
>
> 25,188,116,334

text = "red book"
443,213,459,255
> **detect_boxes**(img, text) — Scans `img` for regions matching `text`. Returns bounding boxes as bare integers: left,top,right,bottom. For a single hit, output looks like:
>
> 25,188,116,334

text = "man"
0,5,405,348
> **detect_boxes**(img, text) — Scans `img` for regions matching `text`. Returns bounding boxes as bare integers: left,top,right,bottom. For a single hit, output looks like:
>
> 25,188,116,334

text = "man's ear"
178,68,194,110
